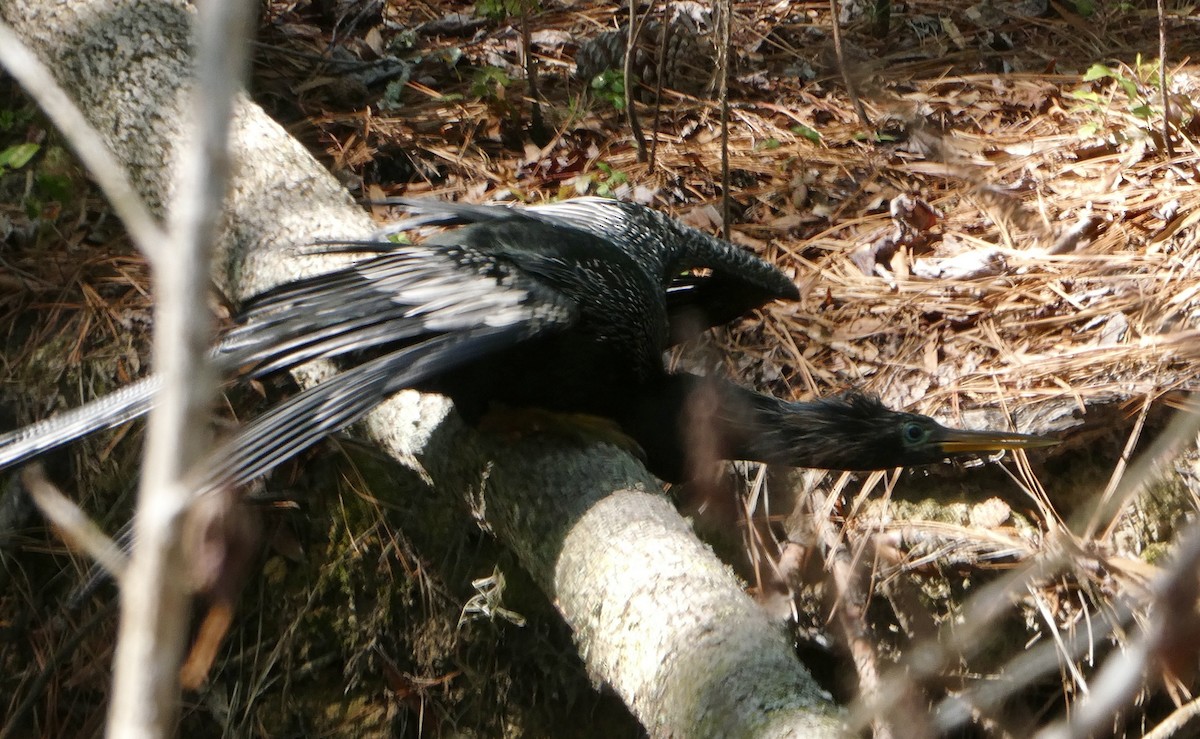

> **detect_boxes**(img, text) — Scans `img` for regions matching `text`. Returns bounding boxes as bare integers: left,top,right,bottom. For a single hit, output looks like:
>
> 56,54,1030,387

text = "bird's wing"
376,197,799,341
208,239,578,484
226,241,573,376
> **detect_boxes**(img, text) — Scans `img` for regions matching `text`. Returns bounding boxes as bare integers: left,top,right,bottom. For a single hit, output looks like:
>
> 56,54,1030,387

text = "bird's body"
0,197,1052,486
224,199,798,482
414,216,670,421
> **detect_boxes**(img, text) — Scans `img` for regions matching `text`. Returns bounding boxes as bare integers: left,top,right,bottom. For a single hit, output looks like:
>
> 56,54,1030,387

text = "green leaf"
379,76,411,111
1078,121,1100,137
1082,63,1113,82
37,173,72,201
590,70,627,111
1130,104,1153,119
0,142,39,170
470,65,513,99
1115,76,1139,101
790,124,822,143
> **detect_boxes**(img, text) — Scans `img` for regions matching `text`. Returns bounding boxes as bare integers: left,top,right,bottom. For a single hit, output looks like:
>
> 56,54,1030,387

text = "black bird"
0,198,1054,486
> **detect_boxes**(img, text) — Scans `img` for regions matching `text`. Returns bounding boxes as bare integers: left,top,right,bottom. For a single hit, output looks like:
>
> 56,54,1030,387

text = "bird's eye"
901,421,929,445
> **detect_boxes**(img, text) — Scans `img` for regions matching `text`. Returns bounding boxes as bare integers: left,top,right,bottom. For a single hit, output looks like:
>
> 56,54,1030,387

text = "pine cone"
575,20,716,99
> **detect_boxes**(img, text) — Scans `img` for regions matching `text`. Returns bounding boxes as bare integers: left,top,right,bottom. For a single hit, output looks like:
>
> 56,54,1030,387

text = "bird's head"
762,392,1058,471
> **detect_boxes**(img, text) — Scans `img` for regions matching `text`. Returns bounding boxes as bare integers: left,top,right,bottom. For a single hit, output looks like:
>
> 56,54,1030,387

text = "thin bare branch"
20,465,128,580
106,0,257,735
1145,694,1200,739
717,0,731,239
827,0,871,130
1157,0,1173,159
624,0,650,162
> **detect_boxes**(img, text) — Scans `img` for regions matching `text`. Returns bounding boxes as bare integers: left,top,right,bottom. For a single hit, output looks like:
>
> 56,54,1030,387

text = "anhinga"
0,198,1054,486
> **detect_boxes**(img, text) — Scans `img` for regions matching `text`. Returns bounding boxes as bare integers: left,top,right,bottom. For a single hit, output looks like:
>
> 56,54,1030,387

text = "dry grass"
5,0,1200,736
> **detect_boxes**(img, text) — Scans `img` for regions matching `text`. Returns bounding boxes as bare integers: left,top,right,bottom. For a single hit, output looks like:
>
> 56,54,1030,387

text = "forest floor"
4,0,1200,736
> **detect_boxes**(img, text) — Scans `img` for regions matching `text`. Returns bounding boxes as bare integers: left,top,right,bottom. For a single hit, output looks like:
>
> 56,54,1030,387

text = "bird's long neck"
618,373,844,482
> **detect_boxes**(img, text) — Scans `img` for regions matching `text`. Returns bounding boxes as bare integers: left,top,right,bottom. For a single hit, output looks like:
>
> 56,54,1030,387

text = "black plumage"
614,374,1053,482
0,197,1052,487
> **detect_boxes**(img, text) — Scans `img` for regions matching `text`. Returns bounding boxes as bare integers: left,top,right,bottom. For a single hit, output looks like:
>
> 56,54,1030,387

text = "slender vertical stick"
829,0,872,130
717,0,731,239
625,0,650,162
106,1,256,736
1157,0,1173,159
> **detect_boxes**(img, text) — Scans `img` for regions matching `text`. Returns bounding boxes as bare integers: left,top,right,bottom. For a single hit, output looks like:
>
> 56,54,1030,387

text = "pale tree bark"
0,0,841,735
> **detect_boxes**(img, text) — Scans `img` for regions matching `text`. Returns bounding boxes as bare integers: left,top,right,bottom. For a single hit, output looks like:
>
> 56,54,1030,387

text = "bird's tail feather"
65,324,530,600
0,376,163,471
196,323,529,492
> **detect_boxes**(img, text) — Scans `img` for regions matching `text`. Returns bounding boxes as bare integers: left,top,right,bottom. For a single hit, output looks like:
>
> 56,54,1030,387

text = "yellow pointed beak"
936,427,1060,454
